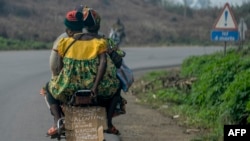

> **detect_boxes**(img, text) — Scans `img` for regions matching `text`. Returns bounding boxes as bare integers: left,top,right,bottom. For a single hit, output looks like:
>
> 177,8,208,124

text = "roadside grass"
0,36,51,50
131,45,250,141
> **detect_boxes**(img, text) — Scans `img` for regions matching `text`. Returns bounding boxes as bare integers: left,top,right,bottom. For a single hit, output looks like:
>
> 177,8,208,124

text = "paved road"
0,47,223,141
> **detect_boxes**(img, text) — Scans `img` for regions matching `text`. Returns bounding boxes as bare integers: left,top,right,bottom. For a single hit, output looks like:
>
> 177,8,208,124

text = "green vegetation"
132,44,250,141
0,36,51,50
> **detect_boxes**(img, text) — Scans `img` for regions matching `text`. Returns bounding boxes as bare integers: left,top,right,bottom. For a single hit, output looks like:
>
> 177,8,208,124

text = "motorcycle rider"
109,18,126,46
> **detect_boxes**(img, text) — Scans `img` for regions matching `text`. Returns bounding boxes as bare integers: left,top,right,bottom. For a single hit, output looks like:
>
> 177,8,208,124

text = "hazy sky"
210,0,244,7
174,0,244,7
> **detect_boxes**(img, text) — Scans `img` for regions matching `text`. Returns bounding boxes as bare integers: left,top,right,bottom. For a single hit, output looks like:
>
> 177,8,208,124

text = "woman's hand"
39,88,47,97
91,87,97,97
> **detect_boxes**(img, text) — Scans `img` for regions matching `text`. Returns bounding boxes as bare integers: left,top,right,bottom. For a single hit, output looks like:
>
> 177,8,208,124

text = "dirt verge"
113,68,198,141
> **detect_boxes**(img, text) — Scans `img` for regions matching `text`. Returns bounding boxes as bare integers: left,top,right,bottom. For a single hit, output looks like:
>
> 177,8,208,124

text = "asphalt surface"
0,46,223,141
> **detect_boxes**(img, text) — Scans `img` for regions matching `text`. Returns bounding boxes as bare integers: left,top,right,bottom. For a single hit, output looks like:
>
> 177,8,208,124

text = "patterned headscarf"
83,8,101,29
64,10,84,31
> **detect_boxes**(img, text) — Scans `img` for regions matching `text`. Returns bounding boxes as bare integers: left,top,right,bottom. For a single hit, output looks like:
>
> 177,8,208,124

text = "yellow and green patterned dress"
48,36,120,103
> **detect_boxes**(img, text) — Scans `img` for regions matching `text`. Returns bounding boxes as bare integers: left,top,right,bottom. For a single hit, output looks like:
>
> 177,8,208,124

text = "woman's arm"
91,52,107,96
49,33,68,77
49,50,63,77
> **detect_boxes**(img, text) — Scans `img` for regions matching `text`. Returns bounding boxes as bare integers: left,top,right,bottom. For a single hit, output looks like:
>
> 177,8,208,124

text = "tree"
183,0,188,17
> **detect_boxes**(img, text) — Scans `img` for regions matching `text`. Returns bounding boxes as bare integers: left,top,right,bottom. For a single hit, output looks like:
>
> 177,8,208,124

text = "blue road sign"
211,30,239,41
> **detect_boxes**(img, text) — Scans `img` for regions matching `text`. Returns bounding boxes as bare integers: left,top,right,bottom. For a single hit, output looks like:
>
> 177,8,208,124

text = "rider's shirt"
48,36,120,103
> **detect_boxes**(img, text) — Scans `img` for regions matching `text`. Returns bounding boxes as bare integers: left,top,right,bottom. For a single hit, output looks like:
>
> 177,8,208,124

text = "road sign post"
210,3,238,54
